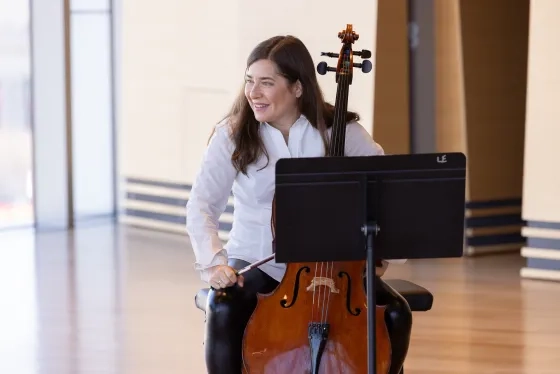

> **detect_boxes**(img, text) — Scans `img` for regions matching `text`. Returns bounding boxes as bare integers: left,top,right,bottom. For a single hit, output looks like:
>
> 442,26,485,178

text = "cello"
241,24,392,373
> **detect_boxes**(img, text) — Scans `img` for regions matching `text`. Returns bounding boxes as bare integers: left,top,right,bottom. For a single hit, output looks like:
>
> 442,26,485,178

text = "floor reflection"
0,223,558,373
0,224,206,374
0,229,37,374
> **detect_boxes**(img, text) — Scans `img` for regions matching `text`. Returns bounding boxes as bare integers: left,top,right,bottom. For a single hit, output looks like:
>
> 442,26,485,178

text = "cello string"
321,50,345,325
320,257,327,323
321,48,351,325
325,51,350,324
320,261,330,323
312,262,319,320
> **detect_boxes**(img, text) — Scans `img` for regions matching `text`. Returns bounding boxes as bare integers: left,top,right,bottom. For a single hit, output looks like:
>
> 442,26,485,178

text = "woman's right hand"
208,265,244,289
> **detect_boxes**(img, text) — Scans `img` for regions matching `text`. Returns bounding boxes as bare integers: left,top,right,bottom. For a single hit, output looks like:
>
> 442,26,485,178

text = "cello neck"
329,51,352,157
318,24,370,158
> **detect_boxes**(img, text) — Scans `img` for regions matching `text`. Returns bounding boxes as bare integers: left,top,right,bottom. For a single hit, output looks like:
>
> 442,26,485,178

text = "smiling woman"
224,35,360,176
185,34,411,374
244,59,302,138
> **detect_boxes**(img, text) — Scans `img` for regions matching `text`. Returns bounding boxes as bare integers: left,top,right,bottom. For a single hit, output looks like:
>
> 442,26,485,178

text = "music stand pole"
363,222,379,373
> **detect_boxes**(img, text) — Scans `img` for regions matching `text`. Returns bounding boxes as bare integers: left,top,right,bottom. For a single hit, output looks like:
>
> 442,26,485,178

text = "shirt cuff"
194,249,228,282
385,259,407,264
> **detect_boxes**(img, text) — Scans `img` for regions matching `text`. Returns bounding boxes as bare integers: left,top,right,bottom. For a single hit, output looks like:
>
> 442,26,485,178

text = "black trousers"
204,259,412,374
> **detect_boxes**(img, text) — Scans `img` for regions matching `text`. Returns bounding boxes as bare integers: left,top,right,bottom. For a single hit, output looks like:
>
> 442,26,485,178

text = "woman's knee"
204,287,248,373
374,280,412,329
206,286,257,328
386,296,412,325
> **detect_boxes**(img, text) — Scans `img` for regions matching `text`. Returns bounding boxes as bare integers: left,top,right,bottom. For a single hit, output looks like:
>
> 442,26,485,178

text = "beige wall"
458,0,529,256
372,0,409,155
459,0,529,204
434,0,467,156
118,0,379,232
119,1,241,185
520,0,560,282
120,1,379,185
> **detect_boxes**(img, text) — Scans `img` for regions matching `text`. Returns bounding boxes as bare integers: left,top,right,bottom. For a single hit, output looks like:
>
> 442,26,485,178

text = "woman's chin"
254,113,270,123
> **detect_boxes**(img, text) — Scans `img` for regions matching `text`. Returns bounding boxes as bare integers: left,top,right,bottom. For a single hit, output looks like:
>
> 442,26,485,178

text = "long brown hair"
221,35,359,175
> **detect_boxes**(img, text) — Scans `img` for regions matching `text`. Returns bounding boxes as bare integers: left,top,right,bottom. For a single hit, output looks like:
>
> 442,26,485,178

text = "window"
0,1,33,228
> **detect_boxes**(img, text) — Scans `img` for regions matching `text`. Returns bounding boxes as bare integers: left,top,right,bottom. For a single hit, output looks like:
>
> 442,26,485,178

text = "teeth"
255,104,268,108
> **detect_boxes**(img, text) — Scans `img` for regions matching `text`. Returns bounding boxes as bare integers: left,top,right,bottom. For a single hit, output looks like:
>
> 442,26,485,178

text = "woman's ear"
294,80,303,98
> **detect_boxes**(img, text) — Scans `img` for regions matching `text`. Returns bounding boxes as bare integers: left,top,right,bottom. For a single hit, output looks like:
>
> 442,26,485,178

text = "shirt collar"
261,114,309,131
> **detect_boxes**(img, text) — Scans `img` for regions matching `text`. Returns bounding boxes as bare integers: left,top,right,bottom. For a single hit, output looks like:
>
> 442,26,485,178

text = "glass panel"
0,1,33,228
71,13,115,219
71,0,110,12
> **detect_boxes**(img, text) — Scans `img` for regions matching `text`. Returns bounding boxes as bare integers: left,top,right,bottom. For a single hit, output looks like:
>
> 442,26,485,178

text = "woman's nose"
250,85,261,98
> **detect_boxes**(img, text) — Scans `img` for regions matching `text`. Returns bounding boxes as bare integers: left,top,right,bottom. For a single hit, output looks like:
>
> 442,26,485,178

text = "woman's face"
244,59,302,130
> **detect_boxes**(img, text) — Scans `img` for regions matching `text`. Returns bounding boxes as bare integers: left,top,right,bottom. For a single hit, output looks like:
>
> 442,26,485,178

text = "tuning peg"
321,52,339,58
353,60,372,73
317,61,336,75
353,49,372,59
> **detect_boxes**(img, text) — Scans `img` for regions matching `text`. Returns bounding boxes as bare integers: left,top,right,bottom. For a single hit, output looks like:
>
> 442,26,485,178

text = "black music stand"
273,152,467,374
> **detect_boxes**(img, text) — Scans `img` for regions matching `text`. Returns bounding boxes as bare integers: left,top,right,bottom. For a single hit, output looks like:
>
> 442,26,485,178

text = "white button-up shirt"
186,115,398,282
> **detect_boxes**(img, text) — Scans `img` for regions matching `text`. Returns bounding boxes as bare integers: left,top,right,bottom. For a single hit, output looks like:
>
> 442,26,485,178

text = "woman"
186,35,412,374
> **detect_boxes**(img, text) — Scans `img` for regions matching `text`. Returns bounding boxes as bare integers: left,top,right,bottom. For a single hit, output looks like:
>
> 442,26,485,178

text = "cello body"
242,261,390,373
242,25,392,373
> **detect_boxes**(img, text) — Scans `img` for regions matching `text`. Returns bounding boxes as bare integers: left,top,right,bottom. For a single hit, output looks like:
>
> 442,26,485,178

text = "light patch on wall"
180,86,232,184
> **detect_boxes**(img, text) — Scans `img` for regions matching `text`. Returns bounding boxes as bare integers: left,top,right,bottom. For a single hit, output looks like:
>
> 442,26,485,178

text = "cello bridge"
306,277,340,293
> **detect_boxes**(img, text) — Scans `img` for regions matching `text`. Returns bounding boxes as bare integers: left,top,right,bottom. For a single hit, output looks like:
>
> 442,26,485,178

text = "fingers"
209,266,240,289
223,267,238,284
210,278,222,289
376,260,389,277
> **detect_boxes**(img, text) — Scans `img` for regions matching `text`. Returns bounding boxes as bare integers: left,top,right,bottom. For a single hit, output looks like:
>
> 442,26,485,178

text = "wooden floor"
0,223,558,374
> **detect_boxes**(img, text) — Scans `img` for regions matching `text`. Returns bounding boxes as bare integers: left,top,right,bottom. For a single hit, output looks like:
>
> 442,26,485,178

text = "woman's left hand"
376,260,389,277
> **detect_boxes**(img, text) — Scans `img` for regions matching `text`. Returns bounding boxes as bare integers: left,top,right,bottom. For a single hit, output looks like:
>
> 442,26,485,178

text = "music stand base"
362,221,379,374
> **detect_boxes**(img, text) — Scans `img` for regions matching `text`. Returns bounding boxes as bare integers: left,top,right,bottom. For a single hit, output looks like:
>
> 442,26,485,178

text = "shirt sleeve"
186,121,238,281
345,121,407,265
344,121,385,157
